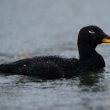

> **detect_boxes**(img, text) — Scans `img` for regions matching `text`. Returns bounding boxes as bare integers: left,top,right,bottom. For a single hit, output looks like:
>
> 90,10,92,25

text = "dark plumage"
0,25,110,79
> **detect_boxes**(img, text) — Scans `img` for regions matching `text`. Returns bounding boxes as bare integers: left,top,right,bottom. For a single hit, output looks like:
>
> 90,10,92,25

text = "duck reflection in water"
79,68,105,92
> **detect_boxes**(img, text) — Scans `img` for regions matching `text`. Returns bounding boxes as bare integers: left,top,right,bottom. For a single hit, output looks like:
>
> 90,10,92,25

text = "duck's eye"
88,30,95,34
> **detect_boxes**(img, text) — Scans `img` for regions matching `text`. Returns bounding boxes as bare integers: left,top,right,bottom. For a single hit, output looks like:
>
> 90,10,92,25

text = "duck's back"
0,56,79,79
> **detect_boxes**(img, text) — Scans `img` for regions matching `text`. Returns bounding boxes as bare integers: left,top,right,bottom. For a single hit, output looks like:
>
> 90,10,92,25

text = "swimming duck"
0,25,110,79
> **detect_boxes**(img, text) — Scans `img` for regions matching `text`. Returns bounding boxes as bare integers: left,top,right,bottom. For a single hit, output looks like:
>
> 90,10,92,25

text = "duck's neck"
78,44,105,69
78,45,96,61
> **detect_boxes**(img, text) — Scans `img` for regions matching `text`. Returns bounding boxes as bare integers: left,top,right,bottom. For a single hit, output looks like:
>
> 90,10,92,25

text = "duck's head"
78,25,110,61
78,25,110,48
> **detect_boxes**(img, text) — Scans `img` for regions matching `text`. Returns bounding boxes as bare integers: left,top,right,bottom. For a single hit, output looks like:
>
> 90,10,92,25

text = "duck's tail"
0,64,13,74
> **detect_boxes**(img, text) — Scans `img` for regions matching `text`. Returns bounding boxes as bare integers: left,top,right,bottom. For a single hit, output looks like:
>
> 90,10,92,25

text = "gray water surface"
0,0,110,110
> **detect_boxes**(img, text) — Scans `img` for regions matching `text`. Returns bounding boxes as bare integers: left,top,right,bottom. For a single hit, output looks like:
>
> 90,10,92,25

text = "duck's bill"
102,38,110,43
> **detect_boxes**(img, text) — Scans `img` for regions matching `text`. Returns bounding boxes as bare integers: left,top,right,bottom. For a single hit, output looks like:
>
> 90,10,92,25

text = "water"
0,0,110,110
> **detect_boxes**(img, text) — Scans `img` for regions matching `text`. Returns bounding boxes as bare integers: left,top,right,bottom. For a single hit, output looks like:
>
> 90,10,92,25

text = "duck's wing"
0,56,79,78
